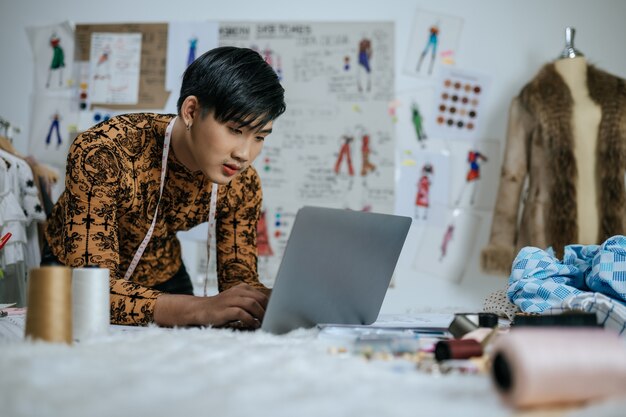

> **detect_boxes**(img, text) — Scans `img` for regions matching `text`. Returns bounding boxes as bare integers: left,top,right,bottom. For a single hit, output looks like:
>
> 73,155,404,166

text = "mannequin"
481,28,626,274
553,29,602,245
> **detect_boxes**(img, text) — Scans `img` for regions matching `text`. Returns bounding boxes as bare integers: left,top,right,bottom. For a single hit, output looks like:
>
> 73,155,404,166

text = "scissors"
0,233,11,250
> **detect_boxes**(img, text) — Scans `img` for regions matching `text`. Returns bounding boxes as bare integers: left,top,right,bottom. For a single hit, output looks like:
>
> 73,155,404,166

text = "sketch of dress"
466,151,487,182
454,150,488,205
46,33,65,88
360,134,376,176
416,24,439,75
415,163,433,219
257,210,273,257
357,38,372,92
412,103,427,146
440,224,454,261
94,45,111,80
187,37,198,66
334,135,354,176
45,113,62,146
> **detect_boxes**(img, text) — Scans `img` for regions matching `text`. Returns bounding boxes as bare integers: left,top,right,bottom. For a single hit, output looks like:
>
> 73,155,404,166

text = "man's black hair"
177,46,286,129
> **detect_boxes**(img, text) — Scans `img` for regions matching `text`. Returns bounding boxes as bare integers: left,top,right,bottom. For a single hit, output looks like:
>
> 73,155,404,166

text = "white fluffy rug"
0,325,508,417
0,325,623,417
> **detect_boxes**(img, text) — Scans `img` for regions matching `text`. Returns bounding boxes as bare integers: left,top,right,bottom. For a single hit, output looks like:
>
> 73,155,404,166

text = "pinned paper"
75,23,171,109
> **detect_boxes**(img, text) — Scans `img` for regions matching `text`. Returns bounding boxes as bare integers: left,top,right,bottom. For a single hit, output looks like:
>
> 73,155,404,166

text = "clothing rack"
0,116,21,138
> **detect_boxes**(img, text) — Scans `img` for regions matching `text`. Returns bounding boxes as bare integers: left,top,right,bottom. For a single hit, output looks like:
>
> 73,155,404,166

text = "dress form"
553,28,602,245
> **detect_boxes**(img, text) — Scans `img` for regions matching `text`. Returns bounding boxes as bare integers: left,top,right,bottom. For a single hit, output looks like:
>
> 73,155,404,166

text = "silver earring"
186,123,191,131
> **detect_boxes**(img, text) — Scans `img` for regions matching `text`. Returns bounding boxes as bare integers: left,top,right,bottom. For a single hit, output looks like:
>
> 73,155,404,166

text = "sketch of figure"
344,55,350,71
46,33,65,88
415,163,433,219
94,44,111,80
454,150,488,205
466,150,488,182
45,112,63,147
276,55,283,81
97,45,110,65
257,210,273,257
334,134,354,176
261,46,273,67
440,223,455,261
360,132,376,176
411,103,427,146
357,37,372,92
416,22,439,75
187,36,198,66
262,46,283,81
256,210,273,281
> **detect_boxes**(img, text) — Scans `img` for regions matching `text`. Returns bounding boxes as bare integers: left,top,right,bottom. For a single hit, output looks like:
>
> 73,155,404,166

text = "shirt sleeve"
216,166,267,292
59,131,161,325
480,97,533,275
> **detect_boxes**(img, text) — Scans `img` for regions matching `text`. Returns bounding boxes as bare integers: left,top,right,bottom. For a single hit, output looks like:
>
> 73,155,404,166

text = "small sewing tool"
0,232,12,250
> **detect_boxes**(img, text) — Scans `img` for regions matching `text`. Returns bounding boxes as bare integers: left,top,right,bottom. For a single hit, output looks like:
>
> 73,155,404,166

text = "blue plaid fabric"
508,236,626,335
551,292,626,335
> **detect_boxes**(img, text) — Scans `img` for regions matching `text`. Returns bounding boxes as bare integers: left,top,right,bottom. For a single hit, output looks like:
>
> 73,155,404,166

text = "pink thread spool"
491,328,626,408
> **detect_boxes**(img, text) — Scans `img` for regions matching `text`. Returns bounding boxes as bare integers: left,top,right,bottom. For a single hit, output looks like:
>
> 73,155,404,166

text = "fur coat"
481,63,626,274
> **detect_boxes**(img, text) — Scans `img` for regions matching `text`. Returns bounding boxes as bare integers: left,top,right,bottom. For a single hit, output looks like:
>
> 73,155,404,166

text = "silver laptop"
261,206,412,334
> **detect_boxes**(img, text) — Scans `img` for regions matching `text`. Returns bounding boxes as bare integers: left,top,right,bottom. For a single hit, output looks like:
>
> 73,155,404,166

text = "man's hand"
199,284,269,329
153,283,269,329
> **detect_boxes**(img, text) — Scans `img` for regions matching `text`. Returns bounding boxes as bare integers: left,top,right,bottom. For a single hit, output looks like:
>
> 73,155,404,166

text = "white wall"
2,0,625,313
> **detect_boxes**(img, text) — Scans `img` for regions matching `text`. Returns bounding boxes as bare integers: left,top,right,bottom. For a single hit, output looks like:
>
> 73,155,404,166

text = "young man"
44,47,286,329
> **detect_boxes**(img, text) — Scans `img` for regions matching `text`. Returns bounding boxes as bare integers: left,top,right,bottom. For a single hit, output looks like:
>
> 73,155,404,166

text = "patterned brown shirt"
46,113,265,325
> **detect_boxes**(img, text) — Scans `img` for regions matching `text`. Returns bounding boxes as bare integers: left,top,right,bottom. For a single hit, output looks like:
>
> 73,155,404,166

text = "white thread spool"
72,267,110,341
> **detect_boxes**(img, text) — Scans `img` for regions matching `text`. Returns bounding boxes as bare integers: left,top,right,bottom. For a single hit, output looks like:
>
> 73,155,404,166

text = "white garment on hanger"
0,150,45,224
0,158,27,267
0,150,45,269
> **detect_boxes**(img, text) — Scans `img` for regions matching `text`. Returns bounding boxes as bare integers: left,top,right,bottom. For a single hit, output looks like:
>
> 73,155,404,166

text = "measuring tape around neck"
124,116,218,285
203,183,218,296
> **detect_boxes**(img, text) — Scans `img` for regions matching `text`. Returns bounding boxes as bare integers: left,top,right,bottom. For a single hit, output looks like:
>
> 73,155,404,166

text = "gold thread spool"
25,266,73,344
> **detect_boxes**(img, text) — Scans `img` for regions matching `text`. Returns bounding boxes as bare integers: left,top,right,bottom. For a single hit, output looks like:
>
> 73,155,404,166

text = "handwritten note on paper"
215,22,395,285
89,32,142,105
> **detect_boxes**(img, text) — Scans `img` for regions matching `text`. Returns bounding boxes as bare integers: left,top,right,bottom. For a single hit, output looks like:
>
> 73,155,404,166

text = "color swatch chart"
429,68,490,141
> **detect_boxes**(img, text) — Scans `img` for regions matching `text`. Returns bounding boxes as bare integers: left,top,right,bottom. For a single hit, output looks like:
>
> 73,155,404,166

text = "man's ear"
180,96,199,124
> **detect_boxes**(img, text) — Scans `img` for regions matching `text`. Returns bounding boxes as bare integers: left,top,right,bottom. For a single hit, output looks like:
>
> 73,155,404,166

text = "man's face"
189,112,273,184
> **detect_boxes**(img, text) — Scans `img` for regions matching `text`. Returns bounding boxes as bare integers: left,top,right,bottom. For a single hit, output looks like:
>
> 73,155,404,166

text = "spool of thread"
435,339,483,361
491,328,626,408
448,314,479,338
25,266,73,344
478,312,498,328
72,267,110,341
